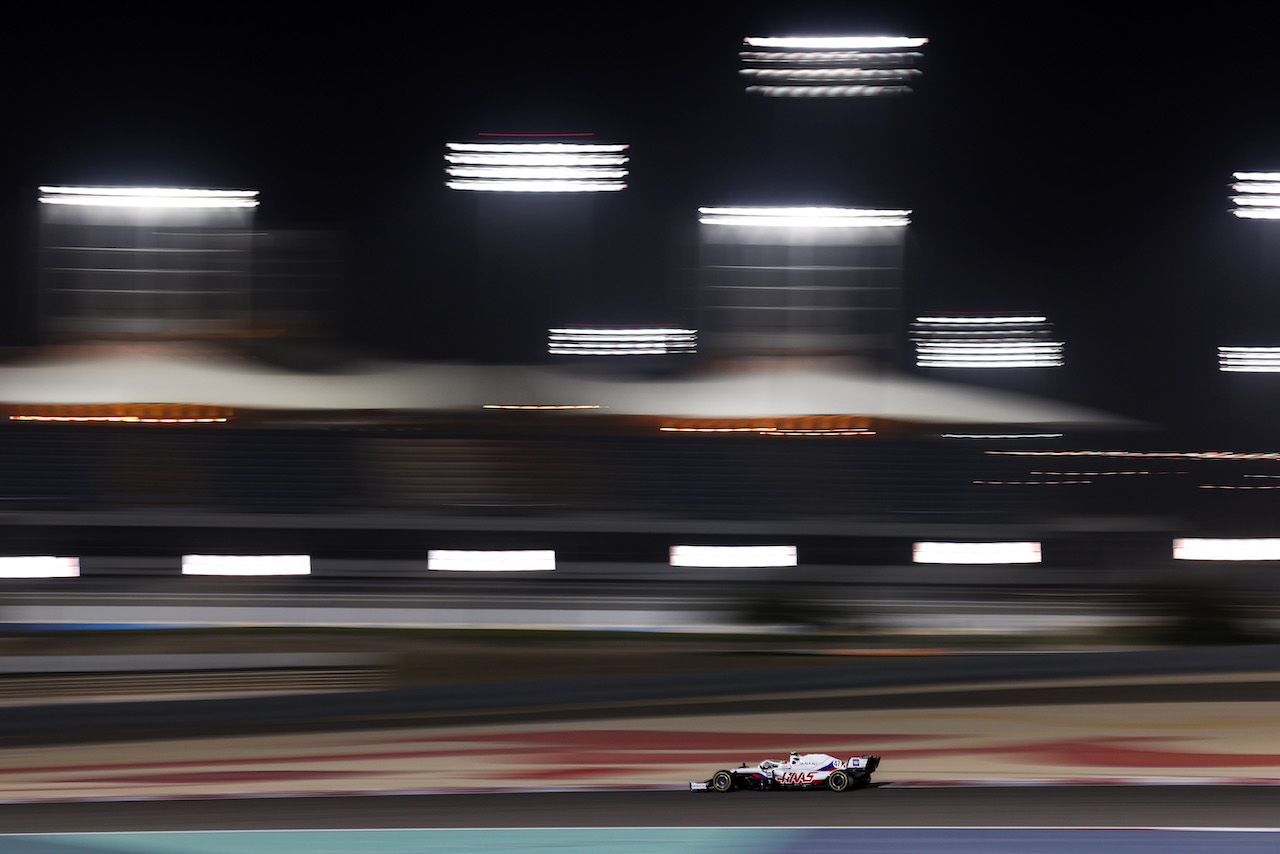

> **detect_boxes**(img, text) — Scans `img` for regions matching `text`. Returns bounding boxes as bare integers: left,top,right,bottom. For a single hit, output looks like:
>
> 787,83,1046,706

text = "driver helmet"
789,751,799,763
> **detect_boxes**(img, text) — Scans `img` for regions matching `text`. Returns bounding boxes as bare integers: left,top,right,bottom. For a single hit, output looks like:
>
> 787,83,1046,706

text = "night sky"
4,4,1280,438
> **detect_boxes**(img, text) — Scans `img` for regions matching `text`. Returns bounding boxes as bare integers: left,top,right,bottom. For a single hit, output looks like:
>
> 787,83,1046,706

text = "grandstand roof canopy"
0,347,1135,427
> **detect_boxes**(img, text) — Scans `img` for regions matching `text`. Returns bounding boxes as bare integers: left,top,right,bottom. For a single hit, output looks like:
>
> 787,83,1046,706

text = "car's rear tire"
826,770,850,792
711,770,735,792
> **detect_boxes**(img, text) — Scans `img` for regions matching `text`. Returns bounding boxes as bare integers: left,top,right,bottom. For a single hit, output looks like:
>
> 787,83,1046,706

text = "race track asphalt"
0,786,1276,833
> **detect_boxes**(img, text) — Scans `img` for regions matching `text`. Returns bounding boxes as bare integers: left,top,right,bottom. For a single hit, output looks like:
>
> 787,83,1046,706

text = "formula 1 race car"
690,751,880,792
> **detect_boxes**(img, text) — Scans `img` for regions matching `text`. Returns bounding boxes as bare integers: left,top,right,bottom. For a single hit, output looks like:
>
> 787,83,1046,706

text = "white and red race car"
691,752,880,792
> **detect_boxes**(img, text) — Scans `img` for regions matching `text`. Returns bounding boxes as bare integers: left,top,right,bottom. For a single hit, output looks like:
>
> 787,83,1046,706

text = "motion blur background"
0,5,1277,821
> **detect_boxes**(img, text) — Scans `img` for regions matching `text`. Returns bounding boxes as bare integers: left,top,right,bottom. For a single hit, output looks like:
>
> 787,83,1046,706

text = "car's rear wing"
846,755,881,773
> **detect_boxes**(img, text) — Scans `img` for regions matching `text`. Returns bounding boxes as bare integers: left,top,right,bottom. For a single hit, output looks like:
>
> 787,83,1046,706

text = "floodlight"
740,37,925,97
1173,538,1280,561
698,207,910,227
669,545,797,567
911,314,1064,368
744,37,927,49
446,180,625,193
1230,172,1280,218
740,68,919,82
915,315,1047,325
447,143,627,153
38,186,259,208
548,327,696,355
0,557,80,578
428,550,556,571
444,141,629,192
182,555,311,576
743,85,910,97
1219,346,1280,372
912,542,1042,564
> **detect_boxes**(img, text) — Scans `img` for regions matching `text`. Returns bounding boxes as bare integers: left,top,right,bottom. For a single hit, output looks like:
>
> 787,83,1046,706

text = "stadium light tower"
37,185,260,341
446,134,628,360
697,205,910,359
739,36,927,97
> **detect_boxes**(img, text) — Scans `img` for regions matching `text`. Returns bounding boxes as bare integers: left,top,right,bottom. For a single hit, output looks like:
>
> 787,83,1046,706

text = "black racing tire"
711,770,735,793
826,770,850,792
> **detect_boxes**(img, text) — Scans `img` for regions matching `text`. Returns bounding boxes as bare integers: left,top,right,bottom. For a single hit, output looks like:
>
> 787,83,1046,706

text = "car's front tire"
826,770,850,792
711,770,735,792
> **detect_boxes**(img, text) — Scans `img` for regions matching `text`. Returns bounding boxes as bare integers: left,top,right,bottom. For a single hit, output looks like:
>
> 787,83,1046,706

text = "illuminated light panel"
660,426,776,433
744,85,911,97
764,428,875,436
942,433,1064,439
741,68,919,82
698,207,910,227
0,557,80,578
912,542,1041,564
483,404,601,410
446,154,628,167
987,450,1280,460
444,141,628,193
11,415,227,423
182,555,311,576
446,179,625,193
549,327,696,356
1230,173,1280,218
916,315,1047,325
447,166,627,180
974,479,1091,485
10,404,233,424
1210,484,1280,490
1219,347,1280,372
1030,470,1184,476
670,545,797,568
912,314,1064,368
447,143,627,153
741,37,925,98
428,550,555,572
741,51,922,65
744,37,927,49
38,186,259,208
1173,538,1280,561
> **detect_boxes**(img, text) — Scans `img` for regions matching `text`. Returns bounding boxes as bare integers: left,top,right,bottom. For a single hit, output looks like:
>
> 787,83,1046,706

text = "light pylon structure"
696,206,910,359
37,186,259,341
